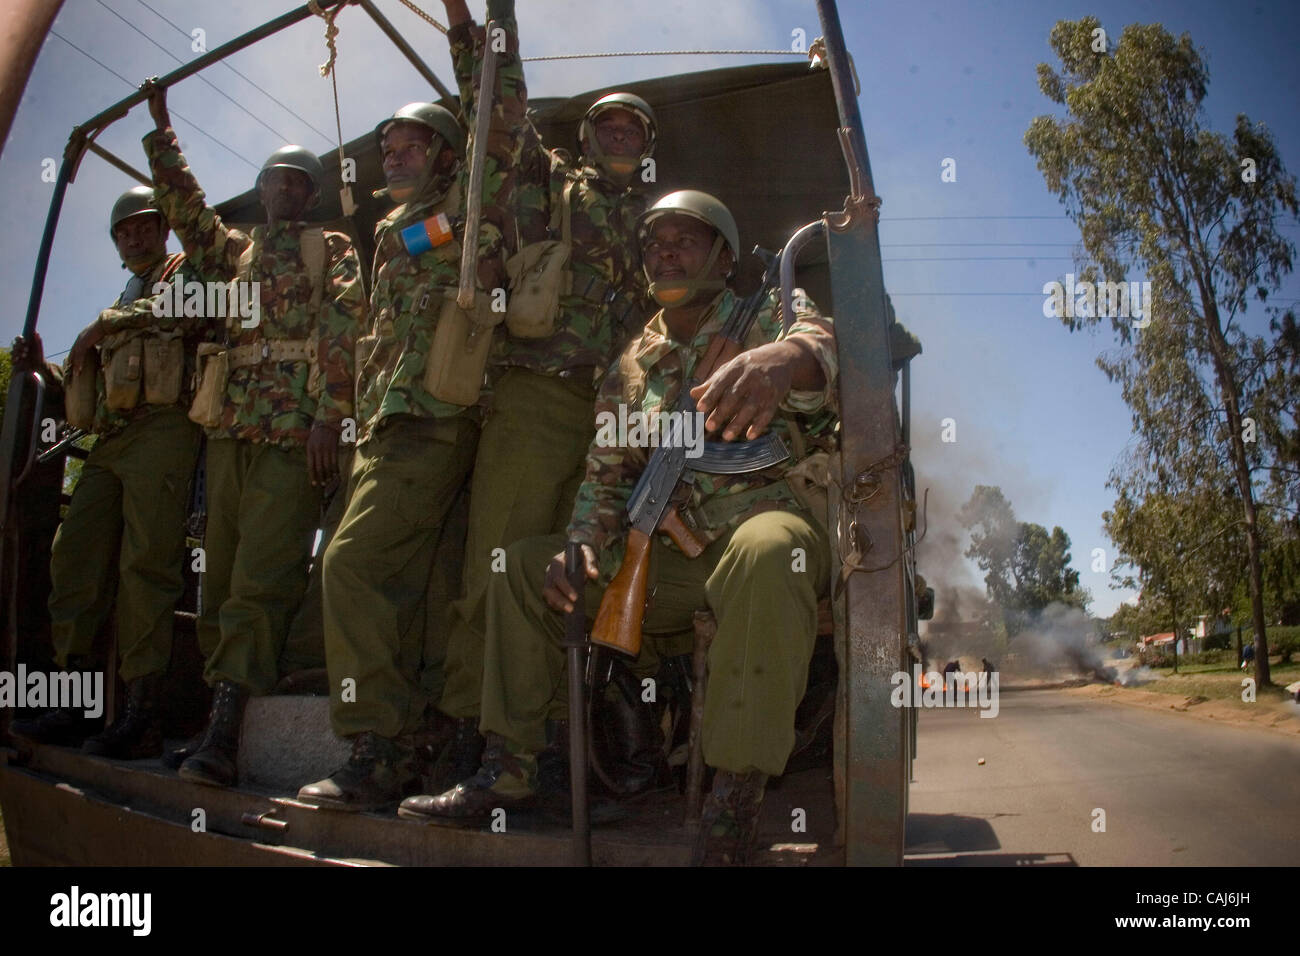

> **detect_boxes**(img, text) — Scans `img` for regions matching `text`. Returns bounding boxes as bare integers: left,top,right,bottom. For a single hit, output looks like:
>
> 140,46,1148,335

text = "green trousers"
200,438,321,694
280,449,354,675
482,508,830,777
439,368,594,719
48,406,199,682
322,415,479,739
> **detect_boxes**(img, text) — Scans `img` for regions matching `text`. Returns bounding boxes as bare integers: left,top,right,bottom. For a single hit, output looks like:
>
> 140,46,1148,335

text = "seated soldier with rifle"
400,190,840,867
11,187,212,759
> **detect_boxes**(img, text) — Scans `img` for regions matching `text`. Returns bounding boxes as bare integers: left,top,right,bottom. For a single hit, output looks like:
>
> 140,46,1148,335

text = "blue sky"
3,0,1298,618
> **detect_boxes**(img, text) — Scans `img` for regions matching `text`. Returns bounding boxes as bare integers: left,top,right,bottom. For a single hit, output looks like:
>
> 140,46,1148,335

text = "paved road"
905,688,1300,866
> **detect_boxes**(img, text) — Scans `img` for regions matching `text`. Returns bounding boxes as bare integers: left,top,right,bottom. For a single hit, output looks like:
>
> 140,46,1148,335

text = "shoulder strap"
300,227,327,314
619,340,646,409
157,252,186,284
237,235,258,283
548,172,578,240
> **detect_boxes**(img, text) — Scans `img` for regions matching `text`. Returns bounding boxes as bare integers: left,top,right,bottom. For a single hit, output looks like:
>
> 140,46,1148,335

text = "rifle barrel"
564,541,591,866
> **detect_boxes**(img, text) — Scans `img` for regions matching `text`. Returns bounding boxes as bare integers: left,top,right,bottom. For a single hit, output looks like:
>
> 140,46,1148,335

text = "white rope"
308,0,356,216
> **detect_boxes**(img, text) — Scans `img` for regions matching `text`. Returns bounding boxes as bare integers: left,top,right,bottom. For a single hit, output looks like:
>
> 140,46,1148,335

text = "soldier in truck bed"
11,186,212,759
428,0,655,794
294,0,526,812
141,83,367,789
402,190,840,867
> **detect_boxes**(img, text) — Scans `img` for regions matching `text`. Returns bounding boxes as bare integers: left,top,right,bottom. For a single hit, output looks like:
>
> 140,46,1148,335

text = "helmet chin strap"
584,133,641,186
122,249,167,274
646,235,727,308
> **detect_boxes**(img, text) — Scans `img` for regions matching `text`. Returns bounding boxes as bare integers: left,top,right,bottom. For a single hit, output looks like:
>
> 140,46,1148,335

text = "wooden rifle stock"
590,528,652,657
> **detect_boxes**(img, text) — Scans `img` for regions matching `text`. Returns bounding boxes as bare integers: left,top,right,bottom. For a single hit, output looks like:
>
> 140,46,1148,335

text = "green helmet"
637,189,739,263
109,186,165,238
257,145,325,192
579,92,656,183
375,102,465,158
637,190,739,307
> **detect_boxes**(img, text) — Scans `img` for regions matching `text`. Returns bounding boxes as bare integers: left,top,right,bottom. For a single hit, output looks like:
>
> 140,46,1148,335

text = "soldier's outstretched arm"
140,81,251,283
446,0,528,290
305,234,367,486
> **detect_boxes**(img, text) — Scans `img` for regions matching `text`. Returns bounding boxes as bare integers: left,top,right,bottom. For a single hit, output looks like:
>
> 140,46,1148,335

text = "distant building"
1141,629,1201,656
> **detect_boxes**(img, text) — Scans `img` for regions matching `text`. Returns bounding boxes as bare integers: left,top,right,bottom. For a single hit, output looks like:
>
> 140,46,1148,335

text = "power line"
132,0,337,147
94,0,295,146
49,29,259,170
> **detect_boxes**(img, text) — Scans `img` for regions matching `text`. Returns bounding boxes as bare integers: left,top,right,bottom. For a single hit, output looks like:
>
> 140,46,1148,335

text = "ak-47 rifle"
35,425,86,464
589,247,791,658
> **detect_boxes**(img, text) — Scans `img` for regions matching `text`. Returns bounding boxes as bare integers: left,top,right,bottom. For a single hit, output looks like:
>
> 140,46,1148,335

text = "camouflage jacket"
354,9,525,441
85,251,215,438
566,288,839,573
143,127,366,448
449,2,650,384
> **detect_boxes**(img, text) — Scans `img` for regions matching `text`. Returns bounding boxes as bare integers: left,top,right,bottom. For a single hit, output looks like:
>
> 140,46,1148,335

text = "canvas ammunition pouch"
503,177,577,339
101,326,188,413
101,332,143,411
64,353,99,430
422,291,504,406
188,342,229,427
504,239,570,338
142,328,185,406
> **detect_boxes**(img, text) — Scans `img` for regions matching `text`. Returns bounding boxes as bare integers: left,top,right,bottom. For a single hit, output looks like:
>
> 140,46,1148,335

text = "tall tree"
959,485,1089,635
1026,17,1299,685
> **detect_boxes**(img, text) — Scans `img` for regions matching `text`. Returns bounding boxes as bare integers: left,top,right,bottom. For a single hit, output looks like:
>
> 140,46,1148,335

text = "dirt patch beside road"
1065,681,1300,737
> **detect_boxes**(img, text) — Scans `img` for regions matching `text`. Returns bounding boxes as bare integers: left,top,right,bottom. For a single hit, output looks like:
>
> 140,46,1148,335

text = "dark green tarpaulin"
216,61,846,310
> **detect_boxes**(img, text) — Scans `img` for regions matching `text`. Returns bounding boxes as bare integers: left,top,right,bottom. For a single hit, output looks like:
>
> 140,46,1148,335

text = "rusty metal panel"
828,225,908,866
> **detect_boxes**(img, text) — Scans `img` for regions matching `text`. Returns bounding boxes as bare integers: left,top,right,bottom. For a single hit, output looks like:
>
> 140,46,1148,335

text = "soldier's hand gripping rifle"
588,248,791,658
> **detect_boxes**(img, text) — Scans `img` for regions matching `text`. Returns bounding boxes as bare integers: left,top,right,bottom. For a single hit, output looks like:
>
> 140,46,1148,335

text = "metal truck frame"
0,0,920,866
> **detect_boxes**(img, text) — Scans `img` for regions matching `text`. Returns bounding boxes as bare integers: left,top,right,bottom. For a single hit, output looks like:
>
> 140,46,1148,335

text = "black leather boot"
83,674,163,759
177,681,248,788
425,717,485,796
297,731,421,812
11,706,103,747
398,734,536,822
161,731,207,770
691,769,769,866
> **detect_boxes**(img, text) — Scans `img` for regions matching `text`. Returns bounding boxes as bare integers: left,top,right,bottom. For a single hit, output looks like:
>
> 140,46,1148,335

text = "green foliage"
1203,630,1232,651
0,347,11,425
1266,625,1300,663
1026,18,1300,684
959,484,1090,635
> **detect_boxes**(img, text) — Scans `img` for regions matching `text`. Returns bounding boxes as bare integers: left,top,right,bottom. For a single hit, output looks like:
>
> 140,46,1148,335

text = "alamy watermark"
594,404,708,458
50,886,151,936
890,665,999,718
0,666,103,718
1043,273,1151,328
152,275,261,328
